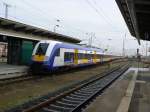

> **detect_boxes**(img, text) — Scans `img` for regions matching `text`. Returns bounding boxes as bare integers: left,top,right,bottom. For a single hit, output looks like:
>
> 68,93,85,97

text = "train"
30,40,121,74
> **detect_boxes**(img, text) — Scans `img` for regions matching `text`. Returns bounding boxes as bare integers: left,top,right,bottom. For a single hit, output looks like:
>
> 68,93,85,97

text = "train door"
100,55,103,63
93,51,96,63
74,49,78,64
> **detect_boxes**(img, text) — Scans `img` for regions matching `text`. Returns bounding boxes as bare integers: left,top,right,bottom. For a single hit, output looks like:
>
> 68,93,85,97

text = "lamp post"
144,32,149,57
85,33,95,47
3,2,11,19
122,33,126,57
54,25,59,33
146,41,148,57
54,19,60,33
89,33,95,47
106,38,112,53
105,35,136,56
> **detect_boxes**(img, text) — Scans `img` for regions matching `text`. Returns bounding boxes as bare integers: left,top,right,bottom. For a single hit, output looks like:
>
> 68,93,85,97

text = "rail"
12,64,130,112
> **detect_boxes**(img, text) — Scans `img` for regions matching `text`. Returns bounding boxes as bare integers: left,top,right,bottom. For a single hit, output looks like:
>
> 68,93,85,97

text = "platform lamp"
3,2,11,19
106,38,112,53
122,32,126,57
144,32,149,57
54,25,59,33
85,33,91,47
54,19,60,33
89,33,96,47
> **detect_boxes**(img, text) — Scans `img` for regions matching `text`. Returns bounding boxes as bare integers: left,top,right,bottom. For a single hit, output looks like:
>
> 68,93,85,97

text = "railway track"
0,61,124,86
0,64,94,85
0,75,41,86
8,64,130,112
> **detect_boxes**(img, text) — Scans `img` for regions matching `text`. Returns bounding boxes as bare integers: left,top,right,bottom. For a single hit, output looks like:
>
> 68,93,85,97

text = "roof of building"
0,17,81,43
116,0,150,43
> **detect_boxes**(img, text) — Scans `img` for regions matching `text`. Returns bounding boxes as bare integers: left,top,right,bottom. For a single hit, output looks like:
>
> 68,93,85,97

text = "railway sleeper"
42,107,62,112
79,88,98,96
82,85,100,89
74,92,91,97
65,96,85,102
46,104,73,112
81,86,102,90
77,90,95,94
70,93,89,99
61,98,81,105
78,90,98,94
54,101,77,108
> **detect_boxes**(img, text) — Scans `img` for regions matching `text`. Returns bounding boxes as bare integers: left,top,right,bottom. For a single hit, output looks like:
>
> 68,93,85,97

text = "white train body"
30,40,120,74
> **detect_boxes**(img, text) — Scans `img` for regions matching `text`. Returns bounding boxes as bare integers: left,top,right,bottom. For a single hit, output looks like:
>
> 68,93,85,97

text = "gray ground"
83,71,133,112
0,62,123,111
129,72,150,112
84,68,150,112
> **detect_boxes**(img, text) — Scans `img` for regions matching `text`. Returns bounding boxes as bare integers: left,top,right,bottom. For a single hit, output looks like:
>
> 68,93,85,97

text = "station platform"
0,63,28,80
83,67,150,112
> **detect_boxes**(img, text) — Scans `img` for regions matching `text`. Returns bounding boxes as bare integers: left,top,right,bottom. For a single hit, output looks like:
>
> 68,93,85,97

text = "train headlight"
32,55,49,62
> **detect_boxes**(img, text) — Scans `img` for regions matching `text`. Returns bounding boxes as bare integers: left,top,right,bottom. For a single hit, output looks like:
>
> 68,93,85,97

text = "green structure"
21,41,34,65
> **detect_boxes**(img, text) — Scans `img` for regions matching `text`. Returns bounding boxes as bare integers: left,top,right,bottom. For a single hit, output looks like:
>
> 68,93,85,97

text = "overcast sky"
0,0,149,56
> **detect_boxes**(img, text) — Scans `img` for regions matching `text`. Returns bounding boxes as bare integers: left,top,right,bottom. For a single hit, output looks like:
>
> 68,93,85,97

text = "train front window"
36,43,49,55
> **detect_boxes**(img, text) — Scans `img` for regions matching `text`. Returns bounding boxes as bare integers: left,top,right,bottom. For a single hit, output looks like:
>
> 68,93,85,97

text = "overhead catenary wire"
0,0,127,44
1,0,122,34
85,0,120,32
0,0,91,38
92,0,119,29
17,0,93,35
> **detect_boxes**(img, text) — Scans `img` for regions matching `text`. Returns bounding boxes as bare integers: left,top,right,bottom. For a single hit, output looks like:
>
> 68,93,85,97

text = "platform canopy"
116,0,150,43
0,17,81,43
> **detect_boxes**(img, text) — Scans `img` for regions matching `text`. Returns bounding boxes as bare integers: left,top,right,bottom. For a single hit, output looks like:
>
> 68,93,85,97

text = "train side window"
70,52,74,59
82,53,85,59
98,54,100,58
96,54,99,59
64,52,74,60
85,54,88,59
64,52,68,59
64,52,70,59
80,53,82,59
78,53,84,59
87,54,90,59
56,48,60,56
83,53,85,59
92,54,94,58
78,53,81,59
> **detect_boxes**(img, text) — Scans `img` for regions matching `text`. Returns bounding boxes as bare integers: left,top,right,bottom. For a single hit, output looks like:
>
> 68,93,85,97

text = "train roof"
40,40,105,54
59,42,104,53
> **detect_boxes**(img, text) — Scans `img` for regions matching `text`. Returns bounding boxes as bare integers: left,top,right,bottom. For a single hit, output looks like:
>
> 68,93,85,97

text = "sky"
0,0,149,56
